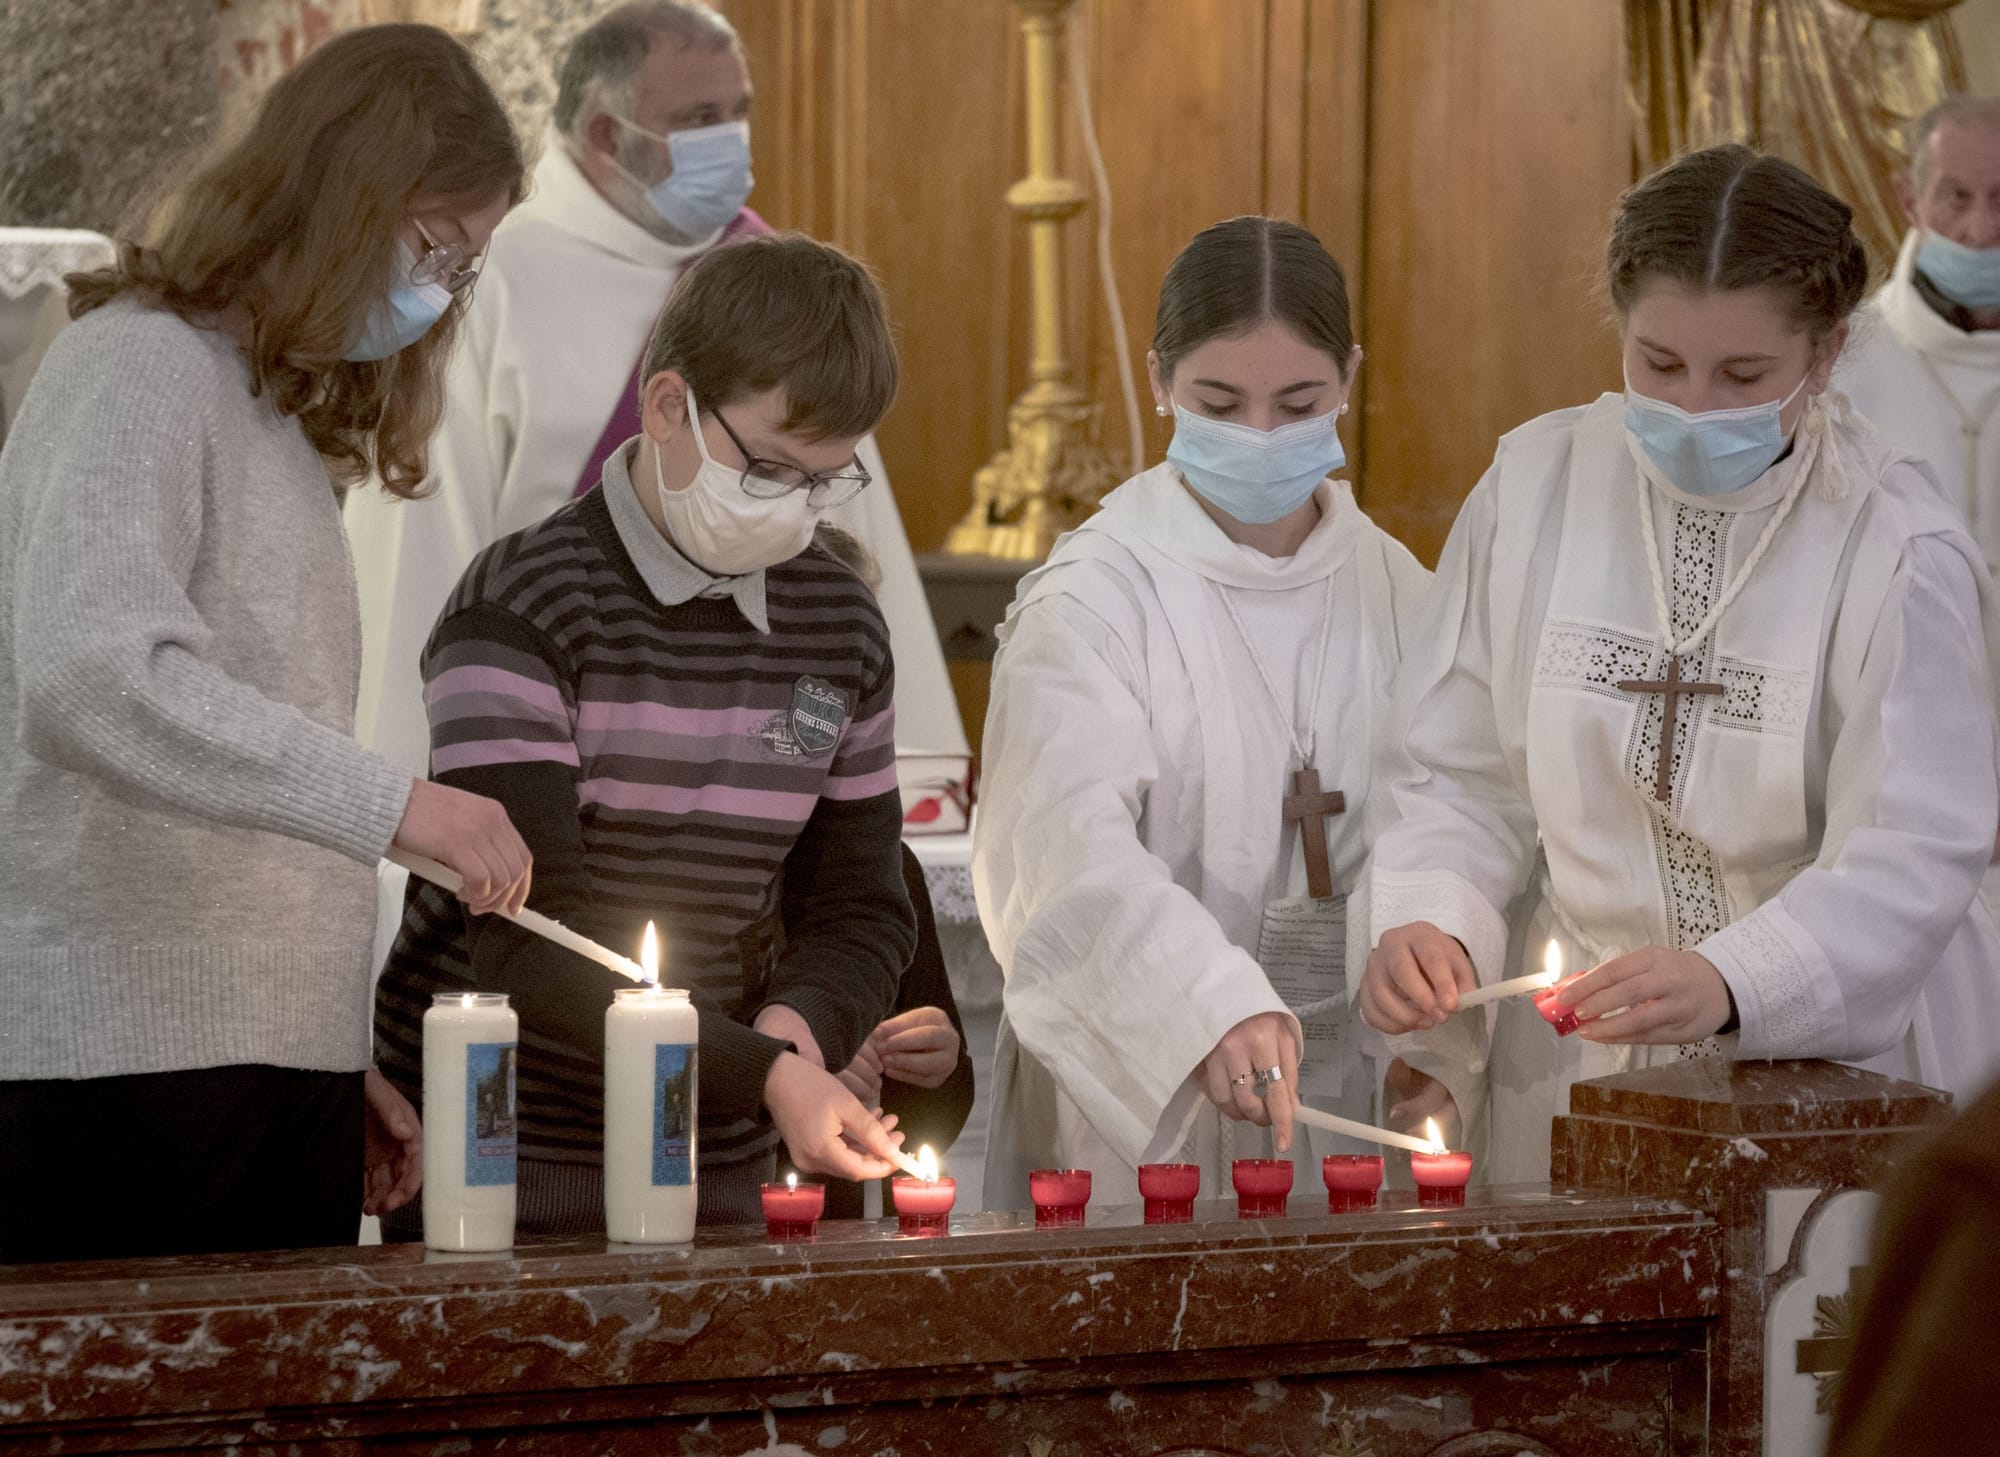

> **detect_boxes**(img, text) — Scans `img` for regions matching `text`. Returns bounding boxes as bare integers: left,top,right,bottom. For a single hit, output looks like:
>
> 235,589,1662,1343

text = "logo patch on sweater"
756,675,849,759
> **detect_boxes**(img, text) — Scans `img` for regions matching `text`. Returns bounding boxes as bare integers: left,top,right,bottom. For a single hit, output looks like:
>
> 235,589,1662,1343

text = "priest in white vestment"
343,1,965,788
1839,96,2000,918
975,219,1431,1210
1364,146,2000,1184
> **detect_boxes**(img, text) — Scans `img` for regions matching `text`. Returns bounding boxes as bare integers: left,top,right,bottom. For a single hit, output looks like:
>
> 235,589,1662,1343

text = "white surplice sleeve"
974,578,1294,1168
1699,532,1999,1059
1368,472,1540,979
346,275,514,778
1362,473,1542,1131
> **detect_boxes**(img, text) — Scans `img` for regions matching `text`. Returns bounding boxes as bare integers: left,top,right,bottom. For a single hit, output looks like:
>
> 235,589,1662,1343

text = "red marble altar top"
1565,1058,1953,1135
0,1189,1720,1436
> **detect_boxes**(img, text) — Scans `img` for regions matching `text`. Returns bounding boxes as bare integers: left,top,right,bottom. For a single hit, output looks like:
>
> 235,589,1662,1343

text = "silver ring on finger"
1252,1065,1284,1099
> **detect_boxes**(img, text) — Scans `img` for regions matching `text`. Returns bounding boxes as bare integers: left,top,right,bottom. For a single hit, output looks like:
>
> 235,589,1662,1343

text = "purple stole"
570,208,774,500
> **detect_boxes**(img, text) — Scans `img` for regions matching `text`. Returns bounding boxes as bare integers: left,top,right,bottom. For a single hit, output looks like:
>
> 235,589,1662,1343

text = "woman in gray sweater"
0,24,533,1263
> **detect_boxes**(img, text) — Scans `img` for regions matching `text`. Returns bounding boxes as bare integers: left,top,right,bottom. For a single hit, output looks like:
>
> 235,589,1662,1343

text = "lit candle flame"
916,1144,940,1182
786,1171,798,1192
1423,1117,1448,1156
1540,938,1563,989
640,921,661,984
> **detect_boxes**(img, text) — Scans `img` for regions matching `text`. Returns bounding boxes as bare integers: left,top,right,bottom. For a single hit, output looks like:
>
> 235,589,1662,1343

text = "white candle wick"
640,921,661,985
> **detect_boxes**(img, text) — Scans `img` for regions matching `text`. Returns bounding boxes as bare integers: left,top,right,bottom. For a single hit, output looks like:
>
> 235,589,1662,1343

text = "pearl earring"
1338,402,1350,415
1155,404,1170,417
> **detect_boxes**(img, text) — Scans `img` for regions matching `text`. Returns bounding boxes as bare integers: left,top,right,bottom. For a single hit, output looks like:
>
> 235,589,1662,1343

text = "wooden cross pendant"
1617,656,1724,803
1282,766,1347,900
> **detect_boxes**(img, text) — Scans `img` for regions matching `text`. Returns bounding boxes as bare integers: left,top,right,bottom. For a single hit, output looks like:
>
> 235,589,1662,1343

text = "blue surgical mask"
1166,402,1344,525
611,118,754,238
344,243,454,362
1917,230,2000,312
1622,372,1810,498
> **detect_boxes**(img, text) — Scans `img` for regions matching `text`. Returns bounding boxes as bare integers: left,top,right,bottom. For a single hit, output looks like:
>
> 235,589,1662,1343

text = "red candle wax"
1028,1168,1092,1229
1409,1149,1475,1207
1322,1154,1384,1213
1534,986,1580,1037
759,1180,826,1241
1231,1158,1294,1218
1137,1162,1200,1224
891,1175,957,1236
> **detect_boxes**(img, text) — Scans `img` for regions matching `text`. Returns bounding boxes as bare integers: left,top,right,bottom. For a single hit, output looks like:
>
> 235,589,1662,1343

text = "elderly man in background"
345,0,965,802
1840,93,2000,915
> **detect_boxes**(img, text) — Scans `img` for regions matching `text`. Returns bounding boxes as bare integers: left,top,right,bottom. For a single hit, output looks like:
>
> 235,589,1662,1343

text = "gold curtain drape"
1625,0,1967,272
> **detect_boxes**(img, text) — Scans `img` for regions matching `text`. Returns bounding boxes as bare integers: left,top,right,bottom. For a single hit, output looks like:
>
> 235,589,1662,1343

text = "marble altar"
0,1059,1949,1455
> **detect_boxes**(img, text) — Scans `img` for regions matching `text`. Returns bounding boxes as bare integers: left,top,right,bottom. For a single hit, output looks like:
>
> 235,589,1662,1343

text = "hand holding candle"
763,1050,907,1181
1455,939,1565,1010
388,848,648,983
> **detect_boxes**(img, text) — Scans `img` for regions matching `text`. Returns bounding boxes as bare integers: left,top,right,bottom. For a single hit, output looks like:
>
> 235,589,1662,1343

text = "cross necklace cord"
1214,575,1345,899
1621,410,1824,802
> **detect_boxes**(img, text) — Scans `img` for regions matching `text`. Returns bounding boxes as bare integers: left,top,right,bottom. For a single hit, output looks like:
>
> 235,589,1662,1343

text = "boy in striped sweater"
375,235,917,1230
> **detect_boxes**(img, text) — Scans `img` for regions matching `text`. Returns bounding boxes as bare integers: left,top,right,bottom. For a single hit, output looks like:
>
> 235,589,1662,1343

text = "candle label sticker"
652,1043,695,1187
463,1042,518,1187
1258,894,1349,1100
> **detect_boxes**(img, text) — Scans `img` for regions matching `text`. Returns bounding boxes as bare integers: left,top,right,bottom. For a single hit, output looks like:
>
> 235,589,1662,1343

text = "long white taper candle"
1293,1104,1447,1156
1454,939,1566,1010
387,849,650,983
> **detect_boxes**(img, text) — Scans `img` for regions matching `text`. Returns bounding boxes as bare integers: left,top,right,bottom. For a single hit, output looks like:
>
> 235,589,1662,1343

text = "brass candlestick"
944,0,1118,562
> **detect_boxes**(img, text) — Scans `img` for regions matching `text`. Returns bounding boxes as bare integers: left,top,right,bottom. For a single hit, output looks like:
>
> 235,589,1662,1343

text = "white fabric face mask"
653,387,818,576
611,118,753,238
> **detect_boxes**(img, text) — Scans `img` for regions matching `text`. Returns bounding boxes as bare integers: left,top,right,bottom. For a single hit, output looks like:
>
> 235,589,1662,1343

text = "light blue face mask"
1917,230,2000,311
612,118,754,238
1166,402,1344,525
1623,371,1810,498
344,243,454,362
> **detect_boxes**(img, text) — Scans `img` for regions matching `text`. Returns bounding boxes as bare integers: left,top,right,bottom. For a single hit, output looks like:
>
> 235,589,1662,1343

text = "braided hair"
1606,144,1870,343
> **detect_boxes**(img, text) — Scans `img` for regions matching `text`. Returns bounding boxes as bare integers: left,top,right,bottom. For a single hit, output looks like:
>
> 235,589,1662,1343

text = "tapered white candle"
388,849,649,983
1454,939,1564,1009
1293,1104,1446,1156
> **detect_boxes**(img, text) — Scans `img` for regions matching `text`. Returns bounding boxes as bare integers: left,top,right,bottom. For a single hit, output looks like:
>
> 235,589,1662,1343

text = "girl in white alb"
1361,145,2000,1184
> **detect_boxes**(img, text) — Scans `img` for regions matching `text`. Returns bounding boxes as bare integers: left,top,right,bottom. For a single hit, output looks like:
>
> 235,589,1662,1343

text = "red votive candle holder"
759,1179,825,1241
1410,1149,1475,1207
1322,1154,1384,1213
1534,986,1581,1036
1138,1162,1200,1224
891,1175,957,1236
1231,1158,1294,1218
1028,1168,1092,1228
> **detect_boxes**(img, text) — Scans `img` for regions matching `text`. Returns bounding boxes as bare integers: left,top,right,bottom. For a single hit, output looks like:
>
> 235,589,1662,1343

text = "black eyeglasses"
409,220,481,296
712,407,873,508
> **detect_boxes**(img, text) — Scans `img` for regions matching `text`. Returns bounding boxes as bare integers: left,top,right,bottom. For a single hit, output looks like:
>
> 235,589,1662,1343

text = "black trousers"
0,1065,365,1264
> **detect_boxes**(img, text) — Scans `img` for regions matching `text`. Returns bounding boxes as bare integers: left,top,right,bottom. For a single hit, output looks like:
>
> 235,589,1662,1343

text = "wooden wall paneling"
1298,0,1372,498
1360,0,1632,566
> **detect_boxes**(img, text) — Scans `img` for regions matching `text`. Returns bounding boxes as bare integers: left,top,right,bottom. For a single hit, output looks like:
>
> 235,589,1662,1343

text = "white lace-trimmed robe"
1839,231,2000,921
1369,393,2000,1184
974,465,1431,1210
342,140,966,778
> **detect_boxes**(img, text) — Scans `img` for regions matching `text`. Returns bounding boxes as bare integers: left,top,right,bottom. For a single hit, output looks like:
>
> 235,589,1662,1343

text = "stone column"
1552,1059,1949,1457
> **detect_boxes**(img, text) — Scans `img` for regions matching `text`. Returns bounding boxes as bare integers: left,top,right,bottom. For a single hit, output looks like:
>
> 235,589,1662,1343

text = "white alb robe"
342,140,967,782
1839,230,2000,920
975,465,1432,1210
1370,392,2000,1184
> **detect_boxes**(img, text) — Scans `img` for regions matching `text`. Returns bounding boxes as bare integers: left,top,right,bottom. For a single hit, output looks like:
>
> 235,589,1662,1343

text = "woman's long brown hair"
67,23,525,498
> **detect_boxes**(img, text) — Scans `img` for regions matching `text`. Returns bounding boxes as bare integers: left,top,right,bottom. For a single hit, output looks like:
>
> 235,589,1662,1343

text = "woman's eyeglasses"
712,407,874,508
408,220,482,296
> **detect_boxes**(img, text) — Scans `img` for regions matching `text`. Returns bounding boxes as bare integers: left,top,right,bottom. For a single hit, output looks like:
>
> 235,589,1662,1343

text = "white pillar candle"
604,984,699,1244
422,991,518,1252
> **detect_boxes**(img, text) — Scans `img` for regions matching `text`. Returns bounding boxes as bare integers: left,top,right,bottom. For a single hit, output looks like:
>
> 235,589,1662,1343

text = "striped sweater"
374,450,914,1170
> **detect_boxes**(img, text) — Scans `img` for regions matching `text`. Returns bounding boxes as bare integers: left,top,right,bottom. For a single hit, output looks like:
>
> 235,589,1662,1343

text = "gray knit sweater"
0,298,413,1081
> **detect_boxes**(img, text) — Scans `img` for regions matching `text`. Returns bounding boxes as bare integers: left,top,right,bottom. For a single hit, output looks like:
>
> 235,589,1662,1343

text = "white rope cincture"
1635,394,1832,663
